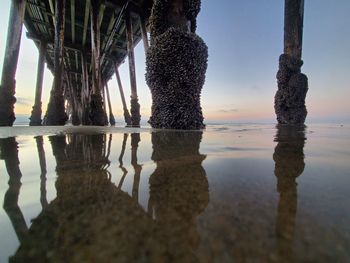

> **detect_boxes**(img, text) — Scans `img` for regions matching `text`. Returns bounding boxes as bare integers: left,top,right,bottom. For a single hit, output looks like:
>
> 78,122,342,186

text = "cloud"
218,108,239,113
16,97,32,107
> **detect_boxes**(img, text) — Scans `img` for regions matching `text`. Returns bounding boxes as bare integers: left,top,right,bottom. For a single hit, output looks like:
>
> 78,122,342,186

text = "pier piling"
45,0,68,125
0,0,26,126
275,0,308,124
126,9,141,127
115,65,132,126
30,42,47,126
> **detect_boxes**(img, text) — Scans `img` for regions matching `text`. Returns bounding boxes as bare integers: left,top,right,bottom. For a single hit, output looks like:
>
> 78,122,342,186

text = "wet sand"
0,124,349,262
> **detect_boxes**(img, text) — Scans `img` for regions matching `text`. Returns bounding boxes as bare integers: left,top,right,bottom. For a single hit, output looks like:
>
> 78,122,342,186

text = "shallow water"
0,124,349,262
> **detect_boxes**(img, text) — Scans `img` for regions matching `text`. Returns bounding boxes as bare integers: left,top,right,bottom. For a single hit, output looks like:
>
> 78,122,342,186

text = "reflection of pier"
2,131,209,262
0,138,28,243
273,124,306,260
148,131,209,260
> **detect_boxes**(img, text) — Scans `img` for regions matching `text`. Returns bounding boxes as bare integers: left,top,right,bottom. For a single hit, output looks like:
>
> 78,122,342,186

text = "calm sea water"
0,124,349,262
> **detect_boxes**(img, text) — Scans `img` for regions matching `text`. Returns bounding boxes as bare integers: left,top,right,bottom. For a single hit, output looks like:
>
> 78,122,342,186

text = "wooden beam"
105,82,116,125
90,0,101,95
82,0,91,46
284,0,304,59
48,0,55,24
0,0,26,126
126,8,140,127
114,64,132,126
98,3,106,29
70,0,76,43
100,2,128,67
139,14,149,54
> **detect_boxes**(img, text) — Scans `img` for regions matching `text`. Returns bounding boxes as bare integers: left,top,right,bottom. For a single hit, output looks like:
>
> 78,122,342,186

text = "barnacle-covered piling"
275,54,308,124
146,0,208,129
275,0,308,124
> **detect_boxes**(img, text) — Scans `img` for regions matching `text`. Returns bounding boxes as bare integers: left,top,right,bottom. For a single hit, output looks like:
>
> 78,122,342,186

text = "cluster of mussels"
146,0,208,129
275,54,309,124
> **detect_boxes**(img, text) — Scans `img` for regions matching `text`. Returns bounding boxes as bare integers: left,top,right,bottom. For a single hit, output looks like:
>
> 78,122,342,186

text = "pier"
0,0,308,127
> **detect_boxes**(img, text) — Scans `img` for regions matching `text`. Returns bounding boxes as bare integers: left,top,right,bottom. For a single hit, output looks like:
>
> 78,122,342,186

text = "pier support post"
30,42,47,126
275,0,308,124
105,83,116,126
81,52,91,125
44,0,68,125
126,9,141,127
114,65,132,126
0,0,26,126
89,0,106,126
146,0,208,129
102,82,108,125
66,72,81,125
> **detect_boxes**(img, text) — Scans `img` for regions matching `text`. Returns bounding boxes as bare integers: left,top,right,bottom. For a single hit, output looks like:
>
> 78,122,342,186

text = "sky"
0,0,349,124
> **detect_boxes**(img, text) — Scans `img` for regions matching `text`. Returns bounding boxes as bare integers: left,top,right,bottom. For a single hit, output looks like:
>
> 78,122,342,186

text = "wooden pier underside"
25,0,152,83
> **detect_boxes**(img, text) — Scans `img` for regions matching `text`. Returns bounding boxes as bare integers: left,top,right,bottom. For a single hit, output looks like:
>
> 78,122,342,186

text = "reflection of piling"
273,124,306,259
131,133,142,201
148,131,209,260
35,136,48,209
10,133,154,262
117,134,129,189
0,138,28,243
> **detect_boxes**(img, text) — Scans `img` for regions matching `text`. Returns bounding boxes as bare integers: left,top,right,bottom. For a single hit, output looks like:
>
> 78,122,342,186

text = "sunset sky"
0,0,349,124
